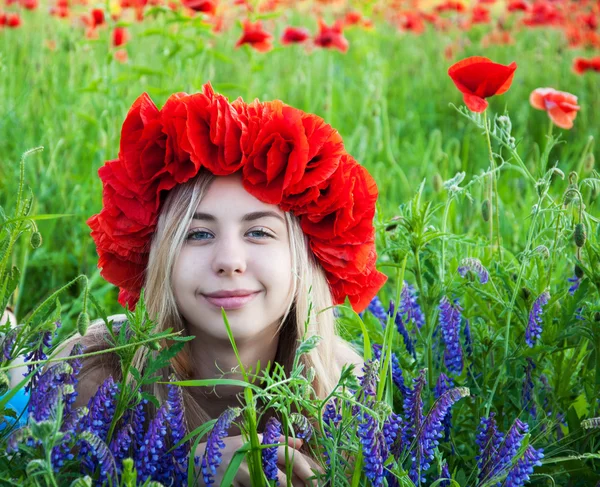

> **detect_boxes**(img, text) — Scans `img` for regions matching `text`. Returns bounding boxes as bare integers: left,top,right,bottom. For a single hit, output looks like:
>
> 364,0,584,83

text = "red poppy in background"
529,88,580,129
91,8,105,27
6,13,20,27
235,19,272,52
479,0,496,4
573,56,600,74
112,26,129,47
471,5,491,24
396,11,425,34
0,12,6,26
344,10,362,26
448,56,517,112
21,0,38,10
314,18,348,53
507,0,530,12
435,1,466,13
182,0,216,15
281,26,310,45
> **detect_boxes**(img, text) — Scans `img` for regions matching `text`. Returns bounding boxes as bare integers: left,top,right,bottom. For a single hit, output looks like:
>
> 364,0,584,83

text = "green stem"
483,111,501,261
440,194,453,286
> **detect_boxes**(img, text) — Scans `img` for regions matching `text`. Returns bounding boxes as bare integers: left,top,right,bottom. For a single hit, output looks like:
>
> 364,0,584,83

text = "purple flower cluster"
567,274,581,295
434,373,455,442
166,377,190,484
525,290,550,347
477,414,541,485
201,407,241,485
290,412,313,441
357,411,386,486
438,460,451,487
522,358,537,417
458,258,490,284
262,417,282,485
357,358,380,405
438,297,464,375
372,343,408,395
388,300,416,358
504,445,544,487
364,296,389,325
400,282,425,330
23,328,53,393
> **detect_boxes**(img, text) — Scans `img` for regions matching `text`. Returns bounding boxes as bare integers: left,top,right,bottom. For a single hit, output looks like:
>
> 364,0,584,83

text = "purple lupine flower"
504,445,544,487
262,417,282,485
2,327,17,361
136,404,172,484
382,411,403,457
372,343,408,395
401,282,425,330
419,388,469,478
522,358,537,417
438,460,451,487
62,343,85,423
130,398,149,450
387,301,416,358
434,373,455,442
166,377,189,481
476,413,505,484
83,375,119,442
365,296,389,325
489,418,529,481
52,407,87,471
567,275,581,295
458,258,490,284
109,423,134,466
28,361,72,422
403,370,427,484
201,407,241,485
322,398,343,467
357,358,380,405
23,329,53,393
79,431,117,485
357,411,385,486
438,297,464,375
463,319,473,356
290,412,313,441
525,291,550,347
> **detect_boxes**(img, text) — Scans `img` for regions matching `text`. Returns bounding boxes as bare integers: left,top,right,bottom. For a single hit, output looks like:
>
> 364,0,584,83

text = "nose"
211,233,247,276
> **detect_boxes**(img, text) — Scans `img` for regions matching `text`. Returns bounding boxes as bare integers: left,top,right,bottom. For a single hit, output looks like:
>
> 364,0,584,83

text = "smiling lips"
202,290,260,310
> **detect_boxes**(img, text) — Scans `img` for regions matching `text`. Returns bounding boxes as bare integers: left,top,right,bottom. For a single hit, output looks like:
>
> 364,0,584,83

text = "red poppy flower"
6,13,20,27
396,11,425,34
181,0,216,15
235,19,273,52
314,18,348,53
448,56,517,112
0,12,7,26
91,8,105,27
112,26,129,47
435,1,466,13
471,5,491,24
21,0,38,10
280,26,310,45
507,0,530,12
529,88,580,129
344,10,362,26
573,56,600,74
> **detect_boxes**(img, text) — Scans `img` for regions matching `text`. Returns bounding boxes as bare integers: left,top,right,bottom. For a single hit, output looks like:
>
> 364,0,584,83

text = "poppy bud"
591,182,599,202
148,340,161,351
77,311,90,336
433,173,443,193
574,223,586,248
0,371,9,396
563,185,577,207
583,153,595,173
568,171,578,185
574,264,584,279
481,199,490,222
30,231,42,249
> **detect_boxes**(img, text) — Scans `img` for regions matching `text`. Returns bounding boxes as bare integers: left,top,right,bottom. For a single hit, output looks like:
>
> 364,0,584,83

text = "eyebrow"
192,211,286,224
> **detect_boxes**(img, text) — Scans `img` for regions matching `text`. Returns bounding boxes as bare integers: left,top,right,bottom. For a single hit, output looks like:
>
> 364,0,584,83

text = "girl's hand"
196,434,325,487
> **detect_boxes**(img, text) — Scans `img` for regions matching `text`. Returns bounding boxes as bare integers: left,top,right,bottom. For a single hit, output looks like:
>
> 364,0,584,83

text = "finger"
276,446,324,486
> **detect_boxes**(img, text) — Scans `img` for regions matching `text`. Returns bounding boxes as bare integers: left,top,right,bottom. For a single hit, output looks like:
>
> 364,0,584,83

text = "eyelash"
186,229,274,241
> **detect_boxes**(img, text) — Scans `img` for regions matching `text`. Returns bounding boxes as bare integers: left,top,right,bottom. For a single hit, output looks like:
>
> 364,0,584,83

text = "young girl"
54,82,387,486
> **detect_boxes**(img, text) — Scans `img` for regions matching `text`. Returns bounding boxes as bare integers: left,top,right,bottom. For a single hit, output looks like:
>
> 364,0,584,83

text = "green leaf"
219,444,249,487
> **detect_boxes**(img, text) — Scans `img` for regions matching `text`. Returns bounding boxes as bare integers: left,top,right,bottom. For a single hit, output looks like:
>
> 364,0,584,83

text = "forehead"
194,174,286,220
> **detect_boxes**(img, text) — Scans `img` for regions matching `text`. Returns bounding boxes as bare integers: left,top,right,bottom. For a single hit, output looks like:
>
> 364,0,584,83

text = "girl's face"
172,173,294,343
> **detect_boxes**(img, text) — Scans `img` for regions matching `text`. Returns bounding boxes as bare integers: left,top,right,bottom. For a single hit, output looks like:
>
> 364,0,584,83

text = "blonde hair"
64,170,353,436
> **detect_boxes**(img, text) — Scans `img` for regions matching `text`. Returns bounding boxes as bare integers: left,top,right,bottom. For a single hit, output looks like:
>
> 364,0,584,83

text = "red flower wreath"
87,82,387,313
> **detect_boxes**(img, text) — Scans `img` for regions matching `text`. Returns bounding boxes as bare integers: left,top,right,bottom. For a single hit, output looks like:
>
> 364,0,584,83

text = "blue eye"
247,229,273,239
187,231,213,240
